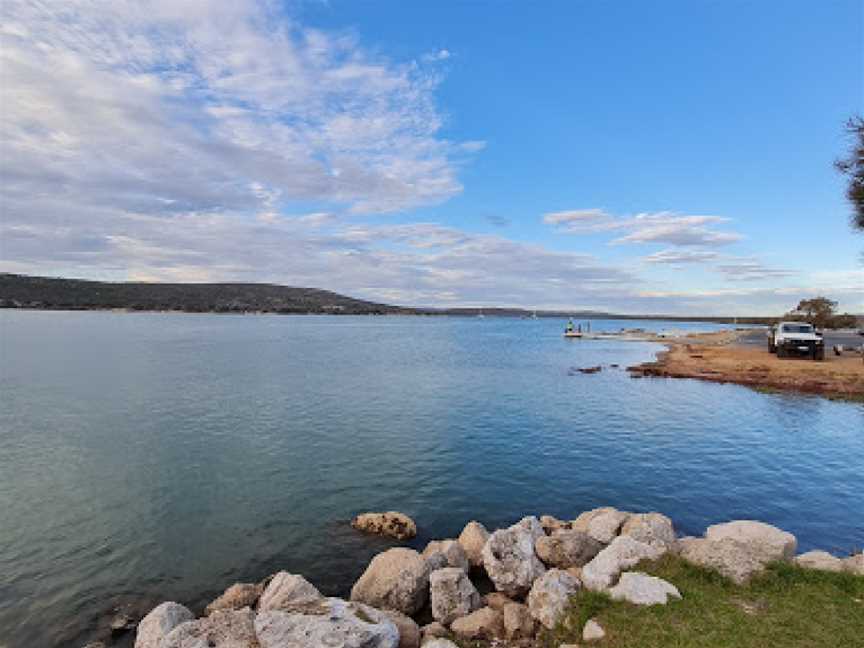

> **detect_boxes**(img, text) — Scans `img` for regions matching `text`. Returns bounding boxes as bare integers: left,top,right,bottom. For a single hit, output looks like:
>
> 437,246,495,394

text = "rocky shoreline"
86,509,863,648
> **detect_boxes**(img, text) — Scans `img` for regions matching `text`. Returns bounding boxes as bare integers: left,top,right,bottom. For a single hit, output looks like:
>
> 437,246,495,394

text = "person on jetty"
566,319,574,333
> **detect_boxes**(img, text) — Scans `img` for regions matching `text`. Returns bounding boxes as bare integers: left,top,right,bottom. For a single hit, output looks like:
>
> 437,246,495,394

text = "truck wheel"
815,348,825,361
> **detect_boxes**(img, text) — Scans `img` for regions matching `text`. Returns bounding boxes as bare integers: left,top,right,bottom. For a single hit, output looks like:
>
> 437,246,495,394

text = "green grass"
540,555,864,648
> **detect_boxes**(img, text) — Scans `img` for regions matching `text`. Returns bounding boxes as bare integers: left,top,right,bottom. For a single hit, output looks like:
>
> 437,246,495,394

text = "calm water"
1,311,862,647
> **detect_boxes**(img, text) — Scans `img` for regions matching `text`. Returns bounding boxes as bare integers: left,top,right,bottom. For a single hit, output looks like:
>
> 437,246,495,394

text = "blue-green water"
1,311,862,647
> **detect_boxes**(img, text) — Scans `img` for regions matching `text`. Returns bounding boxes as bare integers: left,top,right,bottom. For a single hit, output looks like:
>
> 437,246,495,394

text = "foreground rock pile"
127,510,864,648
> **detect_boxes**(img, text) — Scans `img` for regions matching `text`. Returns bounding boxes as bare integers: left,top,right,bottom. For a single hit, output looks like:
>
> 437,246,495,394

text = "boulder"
162,608,258,648
205,582,264,615
449,606,503,641
482,517,547,597
705,520,796,561
352,512,417,540
134,602,194,648
572,507,616,533
526,569,580,629
351,548,431,615
483,592,514,611
502,602,535,640
429,567,482,625
582,618,605,642
419,621,448,641
535,530,603,568
255,598,399,648
620,513,676,550
678,537,773,585
379,609,420,648
423,540,470,573
457,521,490,568
540,515,571,534
608,572,681,605
257,571,323,613
844,552,864,575
794,550,846,573
586,509,630,544
581,535,664,591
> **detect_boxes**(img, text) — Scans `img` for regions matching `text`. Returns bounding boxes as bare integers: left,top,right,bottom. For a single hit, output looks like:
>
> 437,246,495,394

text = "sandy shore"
629,329,864,401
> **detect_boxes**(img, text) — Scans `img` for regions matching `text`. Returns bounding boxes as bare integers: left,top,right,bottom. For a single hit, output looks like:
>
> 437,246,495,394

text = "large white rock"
581,535,664,591
705,520,797,561
677,537,772,585
482,517,547,597
257,571,323,613
255,598,399,648
135,602,194,648
429,567,481,625
457,521,490,568
794,550,846,573
423,540,470,573
608,572,681,605
161,608,257,648
620,513,676,550
586,509,630,544
535,530,604,568
526,568,581,629
350,548,431,615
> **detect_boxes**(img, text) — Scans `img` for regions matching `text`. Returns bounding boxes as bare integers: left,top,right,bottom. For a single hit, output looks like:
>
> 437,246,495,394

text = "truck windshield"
782,324,813,333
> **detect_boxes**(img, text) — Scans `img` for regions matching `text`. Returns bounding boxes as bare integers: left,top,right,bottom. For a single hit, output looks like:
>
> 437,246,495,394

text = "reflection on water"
0,311,862,647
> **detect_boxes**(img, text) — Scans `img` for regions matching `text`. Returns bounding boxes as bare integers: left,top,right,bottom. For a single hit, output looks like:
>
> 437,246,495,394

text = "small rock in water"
577,365,603,374
352,511,417,540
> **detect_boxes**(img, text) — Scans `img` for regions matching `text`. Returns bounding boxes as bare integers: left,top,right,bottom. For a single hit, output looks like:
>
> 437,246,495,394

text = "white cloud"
544,209,743,247
0,0,474,219
643,249,720,264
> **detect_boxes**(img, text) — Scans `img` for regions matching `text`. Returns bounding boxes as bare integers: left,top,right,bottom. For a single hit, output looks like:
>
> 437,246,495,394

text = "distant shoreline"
0,273,779,324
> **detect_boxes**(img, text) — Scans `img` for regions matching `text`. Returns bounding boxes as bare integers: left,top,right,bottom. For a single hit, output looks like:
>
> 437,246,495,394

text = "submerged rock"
482,517,546,597
350,548,430,615
457,521,490,568
608,572,681,605
255,598,399,648
705,520,797,561
134,602,194,648
429,567,481,625
352,511,417,540
527,569,581,629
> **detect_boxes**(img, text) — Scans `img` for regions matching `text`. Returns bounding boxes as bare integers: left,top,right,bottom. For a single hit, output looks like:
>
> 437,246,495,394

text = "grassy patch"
541,555,864,648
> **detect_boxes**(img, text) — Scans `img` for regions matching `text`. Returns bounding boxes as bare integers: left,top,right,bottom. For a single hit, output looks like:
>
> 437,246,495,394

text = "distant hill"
0,273,788,324
0,273,409,315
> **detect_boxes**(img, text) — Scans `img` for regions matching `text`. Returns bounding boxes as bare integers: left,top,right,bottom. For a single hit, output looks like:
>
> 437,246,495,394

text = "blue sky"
1,0,862,314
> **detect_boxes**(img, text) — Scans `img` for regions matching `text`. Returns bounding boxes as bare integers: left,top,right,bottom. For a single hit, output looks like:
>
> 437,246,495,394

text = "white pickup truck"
768,321,825,360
